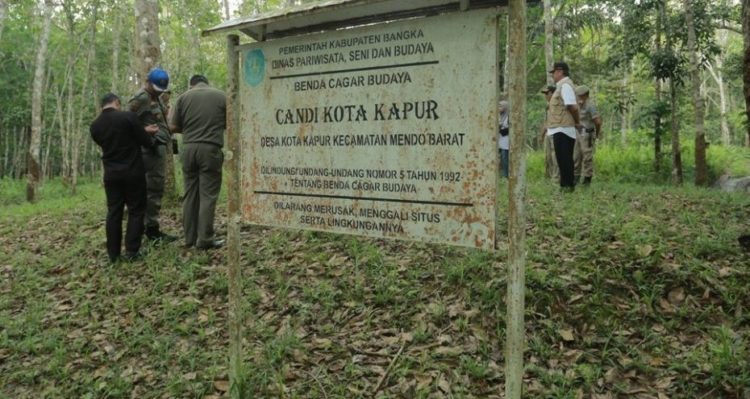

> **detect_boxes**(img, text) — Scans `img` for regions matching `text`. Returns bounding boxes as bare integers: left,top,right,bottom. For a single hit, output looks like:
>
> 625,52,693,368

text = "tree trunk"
743,0,750,146
135,0,161,82
2,126,9,177
506,0,528,398
223,0,230,19
112,1,120,92
42,125,52,180
710,30,731,146
654,3,663,173
669,78,683,185
69,0,99,193
0,0,7,43
543,0,554,85
13,127,28,179
662,1,682,185
687,0,707,185
27,0,53,203
620,65,629,145
135,0,178,202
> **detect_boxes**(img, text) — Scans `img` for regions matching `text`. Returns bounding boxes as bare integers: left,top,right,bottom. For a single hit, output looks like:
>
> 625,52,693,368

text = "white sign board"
240,9,499,249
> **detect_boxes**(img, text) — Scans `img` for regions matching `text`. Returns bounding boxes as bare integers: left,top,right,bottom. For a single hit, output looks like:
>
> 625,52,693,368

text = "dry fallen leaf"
559,329,575,342
437,375,451,393
667,288,685,305
660,298,676,313
213,380,230,392
414,373,432,390
434,346,462,356
636,244,653,257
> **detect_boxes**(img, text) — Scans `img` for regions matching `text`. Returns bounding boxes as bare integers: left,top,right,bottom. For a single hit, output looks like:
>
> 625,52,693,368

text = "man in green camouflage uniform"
128,68,177,241
573,85,602,186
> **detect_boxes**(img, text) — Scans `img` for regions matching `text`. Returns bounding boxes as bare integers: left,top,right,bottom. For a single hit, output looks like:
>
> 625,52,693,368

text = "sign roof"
202,0,510,40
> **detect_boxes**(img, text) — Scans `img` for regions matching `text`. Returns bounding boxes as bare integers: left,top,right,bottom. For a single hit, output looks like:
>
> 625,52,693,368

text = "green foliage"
650,48,684,82
527,141,749,185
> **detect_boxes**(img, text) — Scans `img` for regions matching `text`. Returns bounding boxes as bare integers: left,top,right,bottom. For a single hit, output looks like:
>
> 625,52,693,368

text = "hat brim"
152,83,168,92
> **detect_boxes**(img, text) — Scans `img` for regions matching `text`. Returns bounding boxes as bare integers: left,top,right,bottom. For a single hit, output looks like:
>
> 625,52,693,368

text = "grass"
0,149,749,398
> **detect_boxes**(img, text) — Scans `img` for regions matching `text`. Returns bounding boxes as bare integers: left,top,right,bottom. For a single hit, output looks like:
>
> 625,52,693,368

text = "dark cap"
548,62,569,74
541,84,556,93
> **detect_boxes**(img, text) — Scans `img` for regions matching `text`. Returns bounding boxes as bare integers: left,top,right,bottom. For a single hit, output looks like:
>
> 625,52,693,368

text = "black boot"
146,226,177,243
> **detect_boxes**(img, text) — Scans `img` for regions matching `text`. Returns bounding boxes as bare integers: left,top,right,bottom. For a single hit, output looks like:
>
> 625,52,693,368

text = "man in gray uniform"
170,74,227,249
128,67,177,242
573,85,602,186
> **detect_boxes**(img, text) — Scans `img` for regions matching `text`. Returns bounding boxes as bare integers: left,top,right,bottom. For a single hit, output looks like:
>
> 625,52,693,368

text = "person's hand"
145,124,159,135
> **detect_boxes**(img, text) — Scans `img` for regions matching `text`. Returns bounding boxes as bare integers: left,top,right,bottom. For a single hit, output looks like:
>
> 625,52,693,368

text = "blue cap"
147,68,169,92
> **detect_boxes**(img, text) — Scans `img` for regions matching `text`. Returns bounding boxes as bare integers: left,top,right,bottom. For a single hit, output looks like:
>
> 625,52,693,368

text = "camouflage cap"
575,85,590,96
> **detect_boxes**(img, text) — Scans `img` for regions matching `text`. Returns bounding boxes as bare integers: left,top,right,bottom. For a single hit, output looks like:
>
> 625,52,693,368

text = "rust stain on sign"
239,9,499,249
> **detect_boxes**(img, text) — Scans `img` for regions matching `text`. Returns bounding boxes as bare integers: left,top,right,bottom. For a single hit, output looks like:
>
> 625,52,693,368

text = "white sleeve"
561,83,577,105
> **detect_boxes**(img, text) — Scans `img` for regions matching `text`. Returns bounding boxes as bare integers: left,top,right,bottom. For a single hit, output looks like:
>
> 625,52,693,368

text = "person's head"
100,92,121,110
541,84,556,101
147,68,170,94
548,62,569,83
189,74,209,87
575,85,590,101
498,100,509,114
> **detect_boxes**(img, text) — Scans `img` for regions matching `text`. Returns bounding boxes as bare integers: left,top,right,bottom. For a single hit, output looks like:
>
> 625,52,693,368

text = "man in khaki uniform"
128,67,176,242
539,84,558,181
170,75,227,250
573,85,602,186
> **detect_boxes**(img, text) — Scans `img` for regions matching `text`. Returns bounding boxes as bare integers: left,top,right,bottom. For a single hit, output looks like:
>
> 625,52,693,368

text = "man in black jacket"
90,93,158,262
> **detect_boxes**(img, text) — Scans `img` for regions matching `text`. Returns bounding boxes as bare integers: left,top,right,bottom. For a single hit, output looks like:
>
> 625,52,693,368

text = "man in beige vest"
573,85,602,185
546,62,581,191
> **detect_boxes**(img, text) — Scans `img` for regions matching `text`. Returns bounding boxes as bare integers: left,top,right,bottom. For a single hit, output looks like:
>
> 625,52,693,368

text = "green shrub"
526,141,749,185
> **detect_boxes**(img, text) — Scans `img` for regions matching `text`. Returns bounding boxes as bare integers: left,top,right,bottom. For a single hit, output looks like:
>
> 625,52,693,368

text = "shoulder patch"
128,91,149,113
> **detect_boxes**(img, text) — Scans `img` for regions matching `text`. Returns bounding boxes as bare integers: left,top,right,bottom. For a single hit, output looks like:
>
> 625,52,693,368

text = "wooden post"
226,34,245,399
505,0,527,398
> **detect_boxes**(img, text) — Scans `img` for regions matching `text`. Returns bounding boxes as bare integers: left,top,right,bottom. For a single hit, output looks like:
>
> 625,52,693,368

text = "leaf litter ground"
1,181,748,398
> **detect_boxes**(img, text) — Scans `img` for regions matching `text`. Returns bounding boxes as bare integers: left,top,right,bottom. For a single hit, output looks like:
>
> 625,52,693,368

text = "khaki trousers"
182,143,223,247
544,135,559,180
574,131,596,178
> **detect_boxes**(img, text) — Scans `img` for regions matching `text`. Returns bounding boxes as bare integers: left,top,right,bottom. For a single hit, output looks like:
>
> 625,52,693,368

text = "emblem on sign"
244,49,266,86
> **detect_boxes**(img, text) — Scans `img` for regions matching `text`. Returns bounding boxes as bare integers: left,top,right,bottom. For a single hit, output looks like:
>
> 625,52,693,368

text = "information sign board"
239,8,499,249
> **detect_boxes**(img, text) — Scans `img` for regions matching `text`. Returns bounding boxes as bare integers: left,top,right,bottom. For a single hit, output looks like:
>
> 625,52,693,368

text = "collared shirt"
498,110,509,150
171,82,227,147
580,100,599,131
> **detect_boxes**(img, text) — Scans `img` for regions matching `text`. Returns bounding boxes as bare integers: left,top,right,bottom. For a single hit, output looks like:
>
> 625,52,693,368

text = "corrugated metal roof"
203,0,509,40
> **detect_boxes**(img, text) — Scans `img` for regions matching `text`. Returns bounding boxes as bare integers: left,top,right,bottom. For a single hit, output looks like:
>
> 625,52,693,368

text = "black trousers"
552,133,576,189
104,174,147,260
